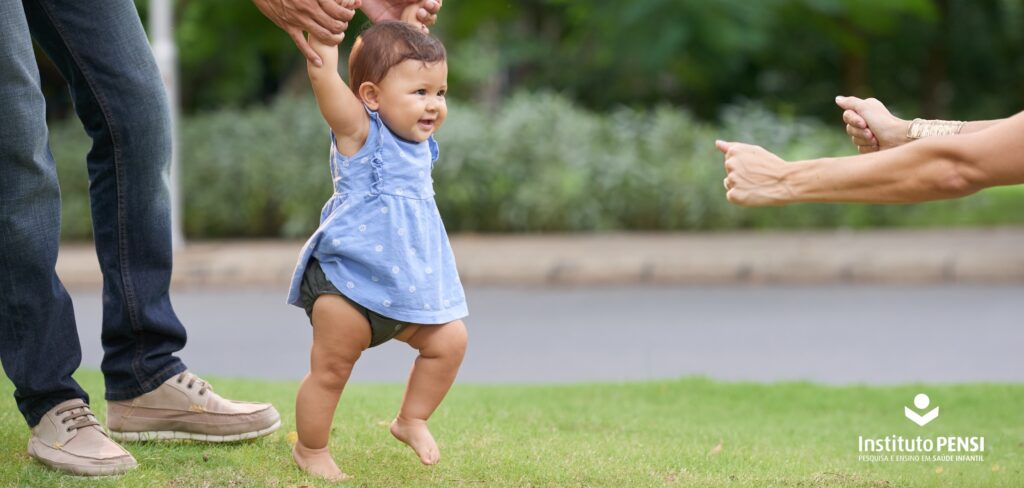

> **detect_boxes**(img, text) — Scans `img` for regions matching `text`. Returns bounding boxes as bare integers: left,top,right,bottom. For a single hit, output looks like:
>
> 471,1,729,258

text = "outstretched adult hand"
715,140,793,207
253,0,360,67
835,96,911,154
361,0,442,30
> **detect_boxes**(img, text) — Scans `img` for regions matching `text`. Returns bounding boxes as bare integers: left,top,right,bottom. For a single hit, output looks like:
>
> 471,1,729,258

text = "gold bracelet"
907,118,966,139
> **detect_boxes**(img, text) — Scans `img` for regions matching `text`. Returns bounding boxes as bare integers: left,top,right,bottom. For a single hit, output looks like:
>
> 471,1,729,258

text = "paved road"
68,285,1023,385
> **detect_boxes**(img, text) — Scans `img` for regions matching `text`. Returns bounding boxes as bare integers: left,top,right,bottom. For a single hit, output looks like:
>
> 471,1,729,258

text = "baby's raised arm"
307,35,369,155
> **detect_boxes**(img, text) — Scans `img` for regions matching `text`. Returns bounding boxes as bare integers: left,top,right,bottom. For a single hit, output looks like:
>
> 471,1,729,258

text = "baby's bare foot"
389,417,440,465
292,441,352,482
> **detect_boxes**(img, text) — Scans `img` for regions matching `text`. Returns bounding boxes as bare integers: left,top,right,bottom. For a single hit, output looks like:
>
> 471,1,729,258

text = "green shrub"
49,93,1024,240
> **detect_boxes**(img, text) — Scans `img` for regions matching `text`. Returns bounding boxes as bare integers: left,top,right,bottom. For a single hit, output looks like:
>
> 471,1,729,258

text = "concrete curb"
55,228,1024,288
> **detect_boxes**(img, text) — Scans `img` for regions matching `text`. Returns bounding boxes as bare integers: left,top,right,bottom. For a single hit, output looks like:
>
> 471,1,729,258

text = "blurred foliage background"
37,0,1024,239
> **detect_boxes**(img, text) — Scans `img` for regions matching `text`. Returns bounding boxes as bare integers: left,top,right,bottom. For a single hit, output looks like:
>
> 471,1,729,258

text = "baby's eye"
415,89,428,96
437,89,447,97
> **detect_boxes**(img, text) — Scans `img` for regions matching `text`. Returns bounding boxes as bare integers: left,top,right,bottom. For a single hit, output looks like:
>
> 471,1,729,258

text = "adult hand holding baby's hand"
361,0,442,31
253,0,360,67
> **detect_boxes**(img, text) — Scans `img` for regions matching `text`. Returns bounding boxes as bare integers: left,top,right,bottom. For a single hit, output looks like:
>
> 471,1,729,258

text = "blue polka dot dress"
287,109,468,324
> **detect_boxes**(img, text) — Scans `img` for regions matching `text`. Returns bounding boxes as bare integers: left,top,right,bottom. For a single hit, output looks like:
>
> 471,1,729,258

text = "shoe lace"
55,400,101,433
176,372,212,396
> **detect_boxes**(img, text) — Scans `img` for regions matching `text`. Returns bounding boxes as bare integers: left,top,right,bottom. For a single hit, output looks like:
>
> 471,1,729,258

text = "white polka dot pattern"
286,110,466,324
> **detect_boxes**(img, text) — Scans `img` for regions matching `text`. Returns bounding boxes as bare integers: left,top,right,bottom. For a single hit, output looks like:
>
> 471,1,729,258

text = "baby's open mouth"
418,119,436,130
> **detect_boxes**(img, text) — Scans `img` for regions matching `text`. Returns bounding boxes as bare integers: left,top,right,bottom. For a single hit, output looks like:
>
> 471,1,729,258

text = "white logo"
904,393,939,427
857,392,984,462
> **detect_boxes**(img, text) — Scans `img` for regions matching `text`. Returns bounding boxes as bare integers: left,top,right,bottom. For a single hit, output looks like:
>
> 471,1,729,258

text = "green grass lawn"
1,371,1021,487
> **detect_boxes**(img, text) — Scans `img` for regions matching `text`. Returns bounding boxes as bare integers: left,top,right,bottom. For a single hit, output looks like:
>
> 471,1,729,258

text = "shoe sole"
28,443,137,476
109,419,281,443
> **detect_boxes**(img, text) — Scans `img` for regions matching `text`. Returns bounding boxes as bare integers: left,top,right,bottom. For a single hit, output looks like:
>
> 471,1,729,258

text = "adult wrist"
907,118,966,140
897,118,912,143
778,160,812,204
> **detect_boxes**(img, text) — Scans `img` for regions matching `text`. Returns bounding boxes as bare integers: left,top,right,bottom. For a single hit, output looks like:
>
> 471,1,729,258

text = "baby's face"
374,60,448,142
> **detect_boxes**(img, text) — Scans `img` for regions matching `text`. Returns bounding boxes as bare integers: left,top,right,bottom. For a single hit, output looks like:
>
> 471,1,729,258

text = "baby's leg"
391,320,468,465
293,295,371,481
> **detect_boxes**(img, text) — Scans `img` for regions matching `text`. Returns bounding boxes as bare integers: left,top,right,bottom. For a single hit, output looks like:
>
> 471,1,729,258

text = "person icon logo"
904,393,939,426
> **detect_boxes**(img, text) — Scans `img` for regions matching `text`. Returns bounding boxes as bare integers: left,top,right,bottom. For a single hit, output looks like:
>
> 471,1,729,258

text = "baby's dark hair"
349,21,447,94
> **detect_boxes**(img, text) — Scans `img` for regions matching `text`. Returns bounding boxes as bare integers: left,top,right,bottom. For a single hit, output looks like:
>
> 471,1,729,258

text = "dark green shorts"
299,258,409,348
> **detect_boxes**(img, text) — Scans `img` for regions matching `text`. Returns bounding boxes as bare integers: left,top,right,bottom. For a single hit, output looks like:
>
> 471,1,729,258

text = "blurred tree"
756,0,937,118
31,0,1024,122
437,0,1020,120
136,0,331,109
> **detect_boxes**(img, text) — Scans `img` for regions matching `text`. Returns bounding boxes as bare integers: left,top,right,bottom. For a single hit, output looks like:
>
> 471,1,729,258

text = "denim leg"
23,0,188,401
0,0,89,428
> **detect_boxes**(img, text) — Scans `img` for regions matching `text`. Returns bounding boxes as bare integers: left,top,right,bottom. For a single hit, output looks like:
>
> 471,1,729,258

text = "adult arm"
306,35,369,155
836,96,1005,153
717,110,1024,206
253,0,359,66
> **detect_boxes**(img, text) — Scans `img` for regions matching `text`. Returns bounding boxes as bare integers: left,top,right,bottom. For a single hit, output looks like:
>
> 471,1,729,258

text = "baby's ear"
359,82,381,110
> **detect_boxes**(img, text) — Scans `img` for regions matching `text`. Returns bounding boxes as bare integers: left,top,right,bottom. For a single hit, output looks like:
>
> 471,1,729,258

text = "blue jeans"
0,0,188,427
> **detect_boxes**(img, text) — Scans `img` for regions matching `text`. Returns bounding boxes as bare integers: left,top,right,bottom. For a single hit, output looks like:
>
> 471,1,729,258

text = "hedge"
48,93,1024,240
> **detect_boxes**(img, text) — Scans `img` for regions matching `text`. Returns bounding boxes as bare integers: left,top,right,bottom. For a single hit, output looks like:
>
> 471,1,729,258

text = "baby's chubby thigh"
394,320,468,358
394,324,421,343
310,295,374,381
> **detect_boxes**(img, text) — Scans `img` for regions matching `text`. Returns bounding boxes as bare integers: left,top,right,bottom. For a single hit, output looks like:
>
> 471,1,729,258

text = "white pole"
149,0,184,251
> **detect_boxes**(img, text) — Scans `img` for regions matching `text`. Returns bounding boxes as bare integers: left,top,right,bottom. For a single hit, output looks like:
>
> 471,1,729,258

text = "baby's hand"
306,32,340,69
361,0,440,31
400,3,430,32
